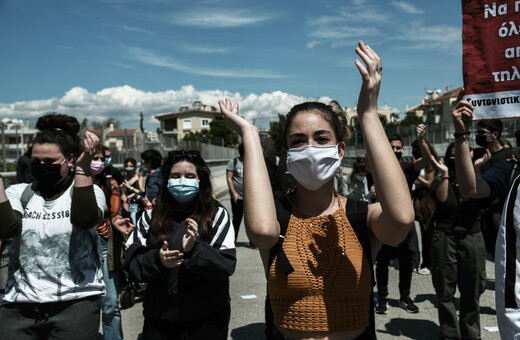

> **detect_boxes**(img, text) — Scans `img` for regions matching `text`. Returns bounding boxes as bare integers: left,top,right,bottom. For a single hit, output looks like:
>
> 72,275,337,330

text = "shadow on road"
230,322,265,340
378,318,439,339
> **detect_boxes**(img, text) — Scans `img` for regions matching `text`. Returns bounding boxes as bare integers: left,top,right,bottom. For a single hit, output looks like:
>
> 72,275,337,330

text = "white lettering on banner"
504,46,520,58
498,21,520,37
485,2,508,18
492,66,520,82
516,1,520,12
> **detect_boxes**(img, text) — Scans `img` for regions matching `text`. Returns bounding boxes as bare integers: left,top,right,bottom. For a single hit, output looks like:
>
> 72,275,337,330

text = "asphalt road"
116,193,502,340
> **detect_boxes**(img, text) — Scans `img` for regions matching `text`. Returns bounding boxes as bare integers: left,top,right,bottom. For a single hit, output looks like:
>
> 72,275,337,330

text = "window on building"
201,119,210,127
183,119,192,129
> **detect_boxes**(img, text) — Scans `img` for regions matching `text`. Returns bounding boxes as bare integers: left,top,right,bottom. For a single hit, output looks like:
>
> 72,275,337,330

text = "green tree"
268,113,286,155
91,118,121,130
183,130,212,143
209,118,238,147
399,113,422,127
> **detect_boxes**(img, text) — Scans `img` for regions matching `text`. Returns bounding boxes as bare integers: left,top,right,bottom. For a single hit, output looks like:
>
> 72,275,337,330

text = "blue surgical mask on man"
167,178,199,204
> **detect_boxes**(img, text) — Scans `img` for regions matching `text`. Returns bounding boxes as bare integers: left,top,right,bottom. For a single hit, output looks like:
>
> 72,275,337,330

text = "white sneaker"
418,267,431,275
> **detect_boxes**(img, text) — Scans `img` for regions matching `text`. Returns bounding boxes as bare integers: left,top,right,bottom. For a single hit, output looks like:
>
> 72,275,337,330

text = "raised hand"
416,124,426,140
431,155,448,174
474,149,491,169
218,98,255,137
182,218,199,253
113,217,135,235
355,40,382,115
160,241,183,268
76,131,99,170
452,89,474,134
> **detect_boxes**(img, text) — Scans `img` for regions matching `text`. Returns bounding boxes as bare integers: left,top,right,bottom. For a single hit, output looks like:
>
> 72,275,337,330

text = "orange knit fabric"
268,201,372,332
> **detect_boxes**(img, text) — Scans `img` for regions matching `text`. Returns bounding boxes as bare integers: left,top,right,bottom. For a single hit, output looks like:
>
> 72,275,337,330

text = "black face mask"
394,152,402,160
475,134,491,148
31,161,65,197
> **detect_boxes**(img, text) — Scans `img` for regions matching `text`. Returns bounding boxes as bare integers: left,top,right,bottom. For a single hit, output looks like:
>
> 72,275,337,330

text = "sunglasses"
168,150,201,159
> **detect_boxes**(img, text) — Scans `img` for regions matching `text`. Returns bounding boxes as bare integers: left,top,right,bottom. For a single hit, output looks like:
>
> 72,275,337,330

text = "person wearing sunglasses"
0,113,106,339
125,150,236,339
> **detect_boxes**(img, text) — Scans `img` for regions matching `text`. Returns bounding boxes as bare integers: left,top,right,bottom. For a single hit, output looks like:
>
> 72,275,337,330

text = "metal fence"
107,140,238,165
343,120,520,165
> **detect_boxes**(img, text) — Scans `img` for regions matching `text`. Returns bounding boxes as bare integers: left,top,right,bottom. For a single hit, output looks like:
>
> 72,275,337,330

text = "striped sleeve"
210,206,235,250
125,208,153,249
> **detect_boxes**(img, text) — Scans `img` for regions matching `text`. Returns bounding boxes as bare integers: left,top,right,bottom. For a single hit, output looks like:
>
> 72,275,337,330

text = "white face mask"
286,145,341,191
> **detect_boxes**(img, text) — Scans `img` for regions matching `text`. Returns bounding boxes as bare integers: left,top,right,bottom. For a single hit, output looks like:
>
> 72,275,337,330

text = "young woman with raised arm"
219,41,414,340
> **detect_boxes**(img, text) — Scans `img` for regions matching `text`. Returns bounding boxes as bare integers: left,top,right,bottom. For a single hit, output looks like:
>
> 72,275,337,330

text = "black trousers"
0,295,101,340
142,304,230,340
230,198,244,240
431,229,486,340
376,230,414,299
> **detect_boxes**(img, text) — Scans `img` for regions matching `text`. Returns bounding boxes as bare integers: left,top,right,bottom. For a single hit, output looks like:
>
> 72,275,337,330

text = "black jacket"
124,204,236,322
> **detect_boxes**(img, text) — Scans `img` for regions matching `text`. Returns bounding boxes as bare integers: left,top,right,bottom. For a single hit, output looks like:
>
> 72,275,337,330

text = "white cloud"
391,1,424,15
0,85,332,130
306,40,322,49
394,23,461,51
179,44,232,54
119,25,153,34
127,46,285,78
167,9,271,28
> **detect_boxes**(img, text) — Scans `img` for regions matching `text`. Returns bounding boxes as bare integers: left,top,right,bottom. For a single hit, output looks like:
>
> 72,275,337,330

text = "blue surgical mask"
167,178,199,204
104,157,112,167
355,175,365,182
125,168,136,175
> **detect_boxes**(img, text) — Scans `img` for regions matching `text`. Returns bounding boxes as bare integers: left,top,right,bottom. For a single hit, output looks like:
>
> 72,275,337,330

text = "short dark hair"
477,119,503,138
388,134,403,145
141,149,162,169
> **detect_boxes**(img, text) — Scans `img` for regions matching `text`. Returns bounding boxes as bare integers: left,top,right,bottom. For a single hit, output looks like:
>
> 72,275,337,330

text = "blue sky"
0,0,463,130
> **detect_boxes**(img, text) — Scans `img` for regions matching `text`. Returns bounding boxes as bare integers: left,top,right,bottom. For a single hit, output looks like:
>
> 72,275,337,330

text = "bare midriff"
278,327,366,340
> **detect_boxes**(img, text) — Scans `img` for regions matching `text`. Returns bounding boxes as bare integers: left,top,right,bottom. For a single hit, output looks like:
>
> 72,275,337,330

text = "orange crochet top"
268,199,372,332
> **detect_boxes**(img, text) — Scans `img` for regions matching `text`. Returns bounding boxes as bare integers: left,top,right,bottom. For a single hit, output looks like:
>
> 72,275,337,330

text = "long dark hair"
150,150,217,247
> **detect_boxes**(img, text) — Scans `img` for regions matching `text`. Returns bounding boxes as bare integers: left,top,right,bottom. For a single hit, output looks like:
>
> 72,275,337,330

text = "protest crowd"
1,38,520,340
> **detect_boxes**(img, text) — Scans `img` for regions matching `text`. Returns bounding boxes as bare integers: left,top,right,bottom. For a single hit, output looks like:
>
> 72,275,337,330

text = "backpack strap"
268,196,294,275
20,183,37,210
345,198,376,340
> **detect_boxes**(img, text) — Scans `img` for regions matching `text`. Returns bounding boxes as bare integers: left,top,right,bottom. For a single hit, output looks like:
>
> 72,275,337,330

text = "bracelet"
441,175,450,179
453,131,470,141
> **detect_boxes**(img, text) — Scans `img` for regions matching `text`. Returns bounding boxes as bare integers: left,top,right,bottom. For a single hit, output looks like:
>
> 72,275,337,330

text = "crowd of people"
0,40,519,340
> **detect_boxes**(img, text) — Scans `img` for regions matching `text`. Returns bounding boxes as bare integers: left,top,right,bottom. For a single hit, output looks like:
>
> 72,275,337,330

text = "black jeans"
0,295,101,340
230,198,244,240
431,229,487,340
376,231,414,300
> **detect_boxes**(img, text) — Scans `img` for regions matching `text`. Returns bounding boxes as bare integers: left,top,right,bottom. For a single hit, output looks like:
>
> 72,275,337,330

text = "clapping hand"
183,218,199,253
219,98,255,137
160,241,183,269
355,40,382,116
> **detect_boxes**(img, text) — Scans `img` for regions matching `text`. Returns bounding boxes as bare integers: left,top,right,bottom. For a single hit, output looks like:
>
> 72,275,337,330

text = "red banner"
462,0,520,119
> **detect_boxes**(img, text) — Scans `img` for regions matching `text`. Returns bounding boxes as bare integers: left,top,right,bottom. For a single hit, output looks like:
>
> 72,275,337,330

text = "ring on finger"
375,63,383,74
